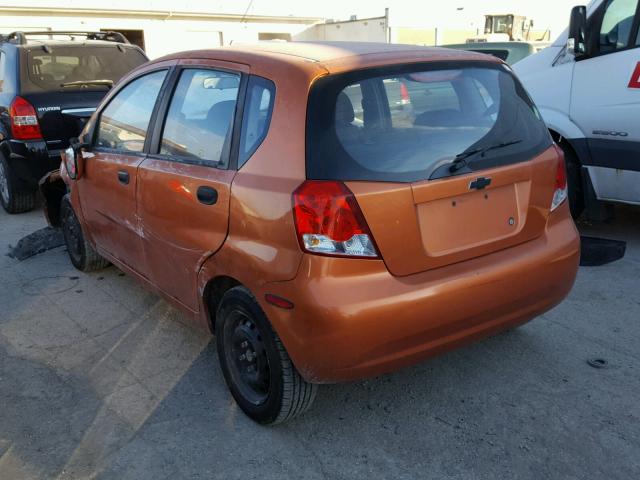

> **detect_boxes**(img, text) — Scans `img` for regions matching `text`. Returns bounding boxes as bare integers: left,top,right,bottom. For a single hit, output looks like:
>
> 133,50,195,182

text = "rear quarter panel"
196,59,327,328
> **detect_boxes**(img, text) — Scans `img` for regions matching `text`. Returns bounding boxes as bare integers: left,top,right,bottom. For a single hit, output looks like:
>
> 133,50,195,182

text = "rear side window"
0,51,5,92
22,45,147,93
238,75,275,168
159,68,240,167
306,62,551,182
95,70,167,153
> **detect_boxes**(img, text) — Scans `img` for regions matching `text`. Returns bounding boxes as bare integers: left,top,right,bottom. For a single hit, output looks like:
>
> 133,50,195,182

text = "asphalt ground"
1,204,638,479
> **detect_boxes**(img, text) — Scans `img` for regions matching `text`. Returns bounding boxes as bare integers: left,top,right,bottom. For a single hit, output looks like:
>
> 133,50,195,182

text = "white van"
513,0,640,217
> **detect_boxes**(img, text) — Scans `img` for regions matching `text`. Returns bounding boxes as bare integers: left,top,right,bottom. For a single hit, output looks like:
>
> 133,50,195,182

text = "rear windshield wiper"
60,79,113,89
449,139,523,173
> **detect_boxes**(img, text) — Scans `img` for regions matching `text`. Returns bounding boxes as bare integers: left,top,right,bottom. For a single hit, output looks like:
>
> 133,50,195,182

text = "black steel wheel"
224,309,271,405
216,286,317,424
60,195,110,272
0,154,36,214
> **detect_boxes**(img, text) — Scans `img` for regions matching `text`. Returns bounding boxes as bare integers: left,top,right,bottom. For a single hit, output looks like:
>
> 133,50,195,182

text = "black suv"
0,31,148,213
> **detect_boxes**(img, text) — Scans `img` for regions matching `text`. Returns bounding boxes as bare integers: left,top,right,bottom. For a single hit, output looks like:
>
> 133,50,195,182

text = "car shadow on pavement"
1,205,639,479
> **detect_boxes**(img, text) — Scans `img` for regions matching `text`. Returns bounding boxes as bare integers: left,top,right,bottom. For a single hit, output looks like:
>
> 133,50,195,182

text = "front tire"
60,195,110,272
0,154,36,214
216,286,317,424
558,141,584,219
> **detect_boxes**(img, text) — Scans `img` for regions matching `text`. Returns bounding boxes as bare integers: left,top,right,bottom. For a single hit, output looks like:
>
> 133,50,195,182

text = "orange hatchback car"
43,42,580,424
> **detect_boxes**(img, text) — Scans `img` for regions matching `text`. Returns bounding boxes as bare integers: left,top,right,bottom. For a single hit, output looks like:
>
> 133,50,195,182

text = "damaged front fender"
39,170,67,227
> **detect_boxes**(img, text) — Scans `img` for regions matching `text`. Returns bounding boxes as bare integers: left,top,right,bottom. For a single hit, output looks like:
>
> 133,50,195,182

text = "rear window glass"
306,62,551,182
22,45,147,93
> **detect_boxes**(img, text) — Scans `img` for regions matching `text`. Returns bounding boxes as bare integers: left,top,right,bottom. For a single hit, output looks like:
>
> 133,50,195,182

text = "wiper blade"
60,79,113,88
449,139,523,173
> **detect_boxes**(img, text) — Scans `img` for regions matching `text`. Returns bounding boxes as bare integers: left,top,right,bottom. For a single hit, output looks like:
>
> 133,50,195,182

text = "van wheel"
216,286,317,424
558,142,584,219
60,195,110,272
0,155,36,214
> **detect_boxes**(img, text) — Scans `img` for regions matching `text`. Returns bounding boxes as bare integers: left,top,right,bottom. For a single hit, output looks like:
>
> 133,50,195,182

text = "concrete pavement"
1,205,639,479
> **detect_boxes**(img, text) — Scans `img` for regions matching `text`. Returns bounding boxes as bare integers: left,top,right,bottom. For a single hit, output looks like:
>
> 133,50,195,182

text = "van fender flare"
538,108,591,163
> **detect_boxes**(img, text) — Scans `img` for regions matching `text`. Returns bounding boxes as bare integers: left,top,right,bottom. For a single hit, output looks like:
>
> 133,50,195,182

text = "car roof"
225,41,470,62
20,40,136,48
154,41,500,75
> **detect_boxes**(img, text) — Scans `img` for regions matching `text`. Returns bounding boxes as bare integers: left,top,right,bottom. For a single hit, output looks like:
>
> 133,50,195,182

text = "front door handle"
197,186,218,205
117,170,129,185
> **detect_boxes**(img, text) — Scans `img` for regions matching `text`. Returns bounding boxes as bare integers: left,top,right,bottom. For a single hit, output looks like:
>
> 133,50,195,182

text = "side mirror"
567,5,588,58
63,137,89,180
63,146,79,180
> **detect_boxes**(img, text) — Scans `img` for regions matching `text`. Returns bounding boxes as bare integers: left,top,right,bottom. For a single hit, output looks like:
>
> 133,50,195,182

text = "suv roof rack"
0,31,130,45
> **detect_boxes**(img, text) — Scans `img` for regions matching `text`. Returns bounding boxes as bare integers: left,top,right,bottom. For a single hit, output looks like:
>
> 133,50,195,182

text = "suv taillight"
551,147,568,211
293,180,379,258
10,96,42,140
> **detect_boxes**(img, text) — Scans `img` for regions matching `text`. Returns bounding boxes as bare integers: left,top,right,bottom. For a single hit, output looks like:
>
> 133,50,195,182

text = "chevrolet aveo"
42,42,580,424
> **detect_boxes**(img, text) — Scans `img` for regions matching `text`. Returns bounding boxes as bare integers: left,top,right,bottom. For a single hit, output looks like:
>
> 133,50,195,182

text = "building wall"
295,17,388,42
0,7,321,59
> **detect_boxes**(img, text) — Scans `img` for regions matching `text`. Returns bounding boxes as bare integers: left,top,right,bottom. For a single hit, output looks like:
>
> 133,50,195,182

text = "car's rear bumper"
261,204,580,383
6,139,61,190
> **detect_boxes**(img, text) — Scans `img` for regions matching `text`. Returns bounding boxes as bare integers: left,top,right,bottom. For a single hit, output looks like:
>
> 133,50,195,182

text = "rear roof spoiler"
0,31,130,45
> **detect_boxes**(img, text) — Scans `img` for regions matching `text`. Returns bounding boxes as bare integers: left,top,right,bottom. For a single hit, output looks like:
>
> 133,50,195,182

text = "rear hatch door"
306,60,557,276
21,91,103,149
20,42,148,149
348,148,557,276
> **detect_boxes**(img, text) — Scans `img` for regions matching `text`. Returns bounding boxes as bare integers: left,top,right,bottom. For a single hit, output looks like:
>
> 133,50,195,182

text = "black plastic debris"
587,358,608,369
7,227,64,261
579,236,626,266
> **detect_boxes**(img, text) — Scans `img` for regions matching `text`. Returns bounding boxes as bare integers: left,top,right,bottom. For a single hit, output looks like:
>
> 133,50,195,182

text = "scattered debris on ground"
7,227,64,261
579,236,626,266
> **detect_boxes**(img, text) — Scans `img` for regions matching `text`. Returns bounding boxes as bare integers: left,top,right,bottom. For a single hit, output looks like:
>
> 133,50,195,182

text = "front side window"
307,63,551,182
96,70,167,153
239,76,275,167
160,68,240,166
599,0,639,53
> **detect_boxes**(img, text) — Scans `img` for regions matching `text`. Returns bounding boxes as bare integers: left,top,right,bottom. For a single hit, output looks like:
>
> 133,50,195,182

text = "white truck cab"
514,0,640,217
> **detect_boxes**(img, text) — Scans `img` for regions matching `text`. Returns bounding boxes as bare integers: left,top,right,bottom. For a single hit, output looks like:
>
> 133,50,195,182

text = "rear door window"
95,70,167,153
306,62,551,182
159,68,240,167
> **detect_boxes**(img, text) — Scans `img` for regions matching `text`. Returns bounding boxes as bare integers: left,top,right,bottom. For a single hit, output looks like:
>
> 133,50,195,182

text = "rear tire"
216,286,317,424
60,195,110,272
557,141,584,219
0,154,36,214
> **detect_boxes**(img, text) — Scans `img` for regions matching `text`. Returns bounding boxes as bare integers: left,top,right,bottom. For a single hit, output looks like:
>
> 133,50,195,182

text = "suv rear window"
21,45,147,93
306,62,551,182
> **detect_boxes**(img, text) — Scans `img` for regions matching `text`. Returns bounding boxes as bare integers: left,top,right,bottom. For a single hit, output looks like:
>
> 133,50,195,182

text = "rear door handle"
117,170,129,185
197,186,218,205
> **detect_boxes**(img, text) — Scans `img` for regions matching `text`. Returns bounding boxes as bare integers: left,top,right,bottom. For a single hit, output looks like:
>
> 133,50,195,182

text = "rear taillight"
551,147,568,211
399,82,411,105
292,180,379,258
10,96,42,140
